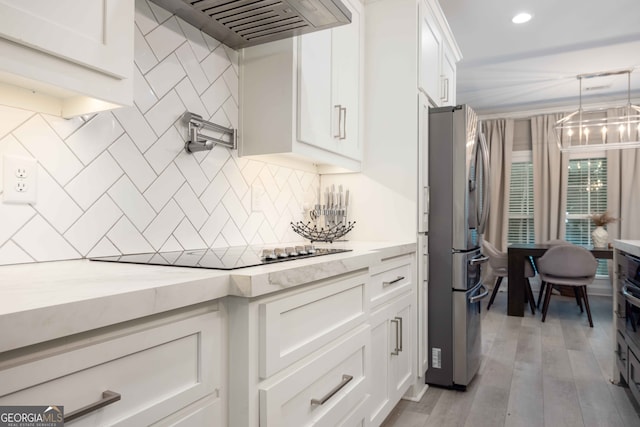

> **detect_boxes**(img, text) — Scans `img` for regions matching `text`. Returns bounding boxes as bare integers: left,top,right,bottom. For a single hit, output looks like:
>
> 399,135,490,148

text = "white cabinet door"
368,304,392,427
151,394,222,427
441,44,457,106
297,0,361,161
368,291,414,426
0,309,222,426
389,295,413,401
258,272,368,378
298,30,333,150
419,0,442,104
258,325,370,427
240,0,362,172
0,0,130,78
0,0,134,117
332,0,362,160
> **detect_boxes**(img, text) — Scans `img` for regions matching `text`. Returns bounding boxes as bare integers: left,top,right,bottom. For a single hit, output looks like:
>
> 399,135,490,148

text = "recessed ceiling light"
512,12,532,24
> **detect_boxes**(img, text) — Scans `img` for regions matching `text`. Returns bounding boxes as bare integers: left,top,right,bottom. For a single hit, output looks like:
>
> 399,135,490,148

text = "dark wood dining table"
506,243,613,317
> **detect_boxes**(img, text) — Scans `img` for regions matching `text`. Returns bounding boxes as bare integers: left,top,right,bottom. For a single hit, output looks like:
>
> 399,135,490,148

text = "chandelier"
555,70,640,152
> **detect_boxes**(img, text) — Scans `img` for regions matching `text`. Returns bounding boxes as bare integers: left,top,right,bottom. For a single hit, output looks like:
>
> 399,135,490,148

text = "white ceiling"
439,0,640,115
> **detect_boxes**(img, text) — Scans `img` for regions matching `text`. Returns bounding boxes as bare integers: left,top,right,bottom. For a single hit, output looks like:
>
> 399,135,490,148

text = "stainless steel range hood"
148,0,352,49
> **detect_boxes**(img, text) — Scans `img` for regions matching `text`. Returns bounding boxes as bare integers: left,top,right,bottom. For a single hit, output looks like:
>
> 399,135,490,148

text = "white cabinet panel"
259,325,370,427
0,0,134,117
297,0,362,159
0,0,130,78
419,1,442,102
367,253,416,426
0,309,222,426
369,255,413,308
369,308,392,426
418,0,459,107
151,395,222,427
240,0,363,172
441,44,457,106
390,299,413,397
298,30,333,150
259,272,369,378
331,0,362,160
368,292,414,426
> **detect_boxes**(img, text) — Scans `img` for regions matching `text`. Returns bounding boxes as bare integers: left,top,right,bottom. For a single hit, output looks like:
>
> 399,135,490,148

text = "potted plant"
589,211,617,248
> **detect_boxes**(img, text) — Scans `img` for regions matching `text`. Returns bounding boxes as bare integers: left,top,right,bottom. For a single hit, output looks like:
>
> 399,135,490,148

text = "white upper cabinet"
330,0,361,160
441,42,457,105
298,30,334,151
298,2,361,161
419,2,442,103
419,0,460,106
240,0,363,173
0,0,134,118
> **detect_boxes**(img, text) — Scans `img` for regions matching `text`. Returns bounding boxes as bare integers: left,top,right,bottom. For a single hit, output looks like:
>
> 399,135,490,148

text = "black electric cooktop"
89,245,351,270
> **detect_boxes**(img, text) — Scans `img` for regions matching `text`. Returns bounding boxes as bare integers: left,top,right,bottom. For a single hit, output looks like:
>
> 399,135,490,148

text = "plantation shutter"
508,161,534,244
565,157,608,275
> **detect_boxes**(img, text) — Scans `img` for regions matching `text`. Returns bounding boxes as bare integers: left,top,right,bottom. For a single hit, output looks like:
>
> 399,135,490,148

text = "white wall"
0,0,318,265
323,0,418,242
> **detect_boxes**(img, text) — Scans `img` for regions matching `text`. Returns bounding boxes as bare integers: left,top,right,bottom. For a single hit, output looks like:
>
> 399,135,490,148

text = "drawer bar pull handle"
383,276,405,287
390,318,400,355
64,390,121,423
334,105,342,138
396,316,403,352
310,374,353,406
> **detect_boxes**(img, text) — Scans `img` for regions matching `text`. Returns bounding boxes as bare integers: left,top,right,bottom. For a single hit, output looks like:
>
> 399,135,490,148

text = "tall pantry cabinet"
358,0,461,400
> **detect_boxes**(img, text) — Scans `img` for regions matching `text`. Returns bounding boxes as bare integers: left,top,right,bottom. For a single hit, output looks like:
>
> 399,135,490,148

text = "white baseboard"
403,383,428,402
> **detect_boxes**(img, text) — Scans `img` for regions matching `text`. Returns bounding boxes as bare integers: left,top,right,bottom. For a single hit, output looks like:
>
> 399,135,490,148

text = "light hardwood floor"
382,292,640,427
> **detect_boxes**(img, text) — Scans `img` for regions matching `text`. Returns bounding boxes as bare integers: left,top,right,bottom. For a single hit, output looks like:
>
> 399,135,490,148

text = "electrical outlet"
16,168,28,178
3,154,37,204
15,182,28,192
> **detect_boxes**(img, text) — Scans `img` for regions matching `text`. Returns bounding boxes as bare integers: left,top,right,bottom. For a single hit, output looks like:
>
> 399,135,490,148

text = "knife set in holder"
290,184,355,243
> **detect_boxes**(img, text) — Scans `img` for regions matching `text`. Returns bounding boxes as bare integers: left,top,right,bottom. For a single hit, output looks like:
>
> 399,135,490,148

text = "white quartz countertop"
613,240,640,258
0,241,415,353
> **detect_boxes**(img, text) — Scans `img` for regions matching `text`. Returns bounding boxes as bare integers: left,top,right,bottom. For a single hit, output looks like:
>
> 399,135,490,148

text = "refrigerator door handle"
469,283,489,303
469,254,489,266
477,132,491,234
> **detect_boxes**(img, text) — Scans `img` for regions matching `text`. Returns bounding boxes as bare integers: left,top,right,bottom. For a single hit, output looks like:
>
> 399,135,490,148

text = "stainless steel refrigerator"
423,104,490,390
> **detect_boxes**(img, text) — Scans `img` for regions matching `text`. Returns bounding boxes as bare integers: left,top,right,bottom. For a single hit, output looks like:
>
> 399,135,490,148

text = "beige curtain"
531,114,568,242
482,119,514,251
607,109,640,240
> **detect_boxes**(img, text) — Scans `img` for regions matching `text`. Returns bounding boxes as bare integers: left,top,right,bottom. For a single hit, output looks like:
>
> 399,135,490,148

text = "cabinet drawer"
259,325,370,427
369,255,413,307
0,309,221,426
629,347,640,405
150,394,221,427
335,395,368,427
259,272,368,378
616,331,628,384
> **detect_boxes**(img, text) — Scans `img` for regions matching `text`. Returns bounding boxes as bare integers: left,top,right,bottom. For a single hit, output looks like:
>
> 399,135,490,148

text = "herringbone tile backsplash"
0,0,318,265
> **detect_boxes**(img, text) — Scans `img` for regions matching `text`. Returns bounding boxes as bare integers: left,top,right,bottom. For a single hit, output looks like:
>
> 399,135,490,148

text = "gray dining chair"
536,245,598,327
482,240,536,314
535,239,573,308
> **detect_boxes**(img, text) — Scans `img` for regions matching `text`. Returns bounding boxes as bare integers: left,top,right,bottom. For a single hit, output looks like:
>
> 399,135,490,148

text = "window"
508,152,534,244
565,156,608,275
